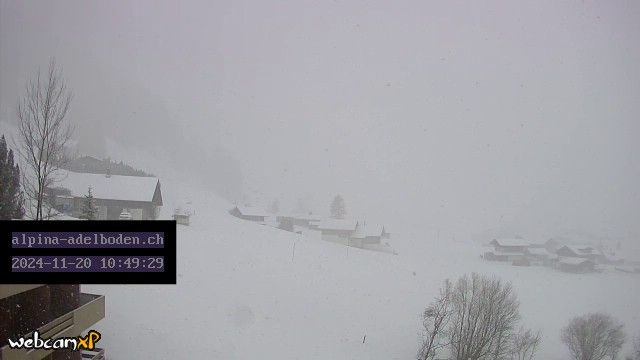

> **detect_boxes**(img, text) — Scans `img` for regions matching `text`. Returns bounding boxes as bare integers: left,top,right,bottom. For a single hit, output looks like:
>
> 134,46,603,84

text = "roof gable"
54,170,161,203
235,206,268,218
559,245,599,256
525,248,557,257
314,219,358,231
352,223,384,238
276,213,321,221
491,238,529,247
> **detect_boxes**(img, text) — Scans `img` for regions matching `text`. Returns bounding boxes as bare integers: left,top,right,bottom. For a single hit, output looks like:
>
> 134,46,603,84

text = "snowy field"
85,176,640,360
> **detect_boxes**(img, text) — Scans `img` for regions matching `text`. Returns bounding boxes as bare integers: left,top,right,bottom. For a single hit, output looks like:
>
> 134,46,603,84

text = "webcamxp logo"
7,330,101,351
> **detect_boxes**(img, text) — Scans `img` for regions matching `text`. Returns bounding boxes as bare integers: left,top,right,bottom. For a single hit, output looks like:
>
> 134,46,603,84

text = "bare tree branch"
418,274,534,360
15,58,74,220
561,313,625,360
510,328,541,360
418,279,452,360
448,273,520,360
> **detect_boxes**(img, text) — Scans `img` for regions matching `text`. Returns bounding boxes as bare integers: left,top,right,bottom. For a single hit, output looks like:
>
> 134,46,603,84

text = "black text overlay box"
1,220,176,284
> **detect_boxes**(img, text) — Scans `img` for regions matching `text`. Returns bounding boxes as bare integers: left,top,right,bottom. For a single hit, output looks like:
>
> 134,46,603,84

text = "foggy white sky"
1,0,639,240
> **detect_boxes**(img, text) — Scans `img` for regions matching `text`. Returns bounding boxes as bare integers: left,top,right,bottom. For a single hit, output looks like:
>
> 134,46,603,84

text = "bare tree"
418,279,452,360
15,59,74,220
510,328,541,360
561,313,625,360
626,334,640,360
417,274,541,360
448,273,521,360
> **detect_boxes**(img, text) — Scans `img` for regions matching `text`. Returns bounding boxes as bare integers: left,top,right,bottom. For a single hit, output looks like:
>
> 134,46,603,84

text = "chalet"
490,238,529,252
350,223,390,247
173,213,190,226
558,258,595,273
599,252,624,265
51,170,162,220
524,247,558,266
556,245,602,262
229,205,269,222
544,238,562,253
484,239,529,263
312,219,358,244
484,250,526,262
276,213,321,229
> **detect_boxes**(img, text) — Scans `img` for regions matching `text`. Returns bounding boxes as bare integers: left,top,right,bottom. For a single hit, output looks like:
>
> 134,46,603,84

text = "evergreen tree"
329,194,346,219
0,135,24,219
80,186,97,220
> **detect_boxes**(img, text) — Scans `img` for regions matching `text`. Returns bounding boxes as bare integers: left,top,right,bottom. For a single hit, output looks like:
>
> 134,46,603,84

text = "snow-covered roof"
559,257,593,266
491,238,529,247
23,203,84,220
365,224,384,237
526,248,556,257
235,205,269,217
276,213,321,221
602,253,624,262
559,245,599,256
490,249,526,256
314,219,358,231
54,170,160,203
352,223,385,238
526,248,558,259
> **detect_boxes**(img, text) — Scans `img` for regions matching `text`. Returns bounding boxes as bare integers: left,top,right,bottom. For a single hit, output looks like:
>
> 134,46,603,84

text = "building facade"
51,171,162,220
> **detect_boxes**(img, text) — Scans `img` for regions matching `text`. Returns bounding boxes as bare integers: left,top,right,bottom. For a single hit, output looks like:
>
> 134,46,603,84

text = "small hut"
173,207,191,226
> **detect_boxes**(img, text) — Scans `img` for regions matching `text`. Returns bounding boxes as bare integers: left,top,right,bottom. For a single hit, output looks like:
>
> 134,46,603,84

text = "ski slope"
84,177,640,360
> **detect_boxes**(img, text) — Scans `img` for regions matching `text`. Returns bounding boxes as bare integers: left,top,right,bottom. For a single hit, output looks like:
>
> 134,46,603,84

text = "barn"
276,213,321,229
558,258,596,273
556,245,602,262
350,223,389,247
311,219,358,245
524,247,558,266
484,238,529,263
52,170,162,220
229,205,269,223
489,238,529,253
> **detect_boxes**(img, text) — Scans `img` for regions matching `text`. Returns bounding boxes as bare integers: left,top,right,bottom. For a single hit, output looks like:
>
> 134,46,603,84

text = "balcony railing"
81,348,105,360
0,293,105,360
0,286,46,300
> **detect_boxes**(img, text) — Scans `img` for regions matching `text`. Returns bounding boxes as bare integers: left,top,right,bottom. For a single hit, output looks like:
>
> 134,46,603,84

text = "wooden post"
291,240,296,262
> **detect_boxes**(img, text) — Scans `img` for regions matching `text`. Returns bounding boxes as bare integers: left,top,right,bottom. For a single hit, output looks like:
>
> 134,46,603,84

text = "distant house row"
229,205,394,253
309,218,391,248
484,238,638,274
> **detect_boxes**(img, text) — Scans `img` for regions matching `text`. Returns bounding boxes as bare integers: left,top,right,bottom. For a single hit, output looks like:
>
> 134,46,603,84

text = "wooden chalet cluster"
484,238,634,274
229,205,394,253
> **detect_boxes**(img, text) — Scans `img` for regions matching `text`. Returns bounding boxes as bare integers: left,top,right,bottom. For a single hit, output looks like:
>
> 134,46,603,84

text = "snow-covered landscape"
2,1,640,359
83,171,640,360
